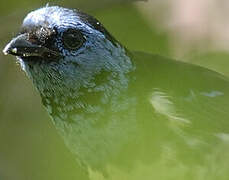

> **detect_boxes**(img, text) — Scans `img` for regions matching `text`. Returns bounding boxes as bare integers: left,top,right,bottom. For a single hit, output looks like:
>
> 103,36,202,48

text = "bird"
3,6,229,180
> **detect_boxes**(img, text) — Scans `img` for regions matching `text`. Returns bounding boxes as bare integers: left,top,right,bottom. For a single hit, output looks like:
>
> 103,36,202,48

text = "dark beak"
3,34,61,58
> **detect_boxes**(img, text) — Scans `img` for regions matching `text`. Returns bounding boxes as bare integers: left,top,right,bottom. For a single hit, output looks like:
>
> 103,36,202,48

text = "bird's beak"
3,33,61,58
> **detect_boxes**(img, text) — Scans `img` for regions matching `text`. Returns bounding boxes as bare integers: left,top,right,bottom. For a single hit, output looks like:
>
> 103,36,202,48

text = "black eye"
62,29,86,50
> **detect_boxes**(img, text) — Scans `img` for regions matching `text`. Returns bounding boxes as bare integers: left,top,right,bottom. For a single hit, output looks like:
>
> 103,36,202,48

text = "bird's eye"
62,29,86,50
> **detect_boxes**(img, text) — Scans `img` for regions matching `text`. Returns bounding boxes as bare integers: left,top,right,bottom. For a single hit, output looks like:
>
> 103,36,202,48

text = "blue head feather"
17,6,133,116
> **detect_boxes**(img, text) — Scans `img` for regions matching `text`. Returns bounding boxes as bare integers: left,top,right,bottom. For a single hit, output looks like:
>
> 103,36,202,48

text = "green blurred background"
1,0,229,179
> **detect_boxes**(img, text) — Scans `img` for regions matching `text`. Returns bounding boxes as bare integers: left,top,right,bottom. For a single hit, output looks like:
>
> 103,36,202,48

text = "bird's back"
132,51,229,132
109,51,229,180
82,52,229,180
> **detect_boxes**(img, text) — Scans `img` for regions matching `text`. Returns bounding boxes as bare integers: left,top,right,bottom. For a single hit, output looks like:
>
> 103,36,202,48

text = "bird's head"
3,6,133,103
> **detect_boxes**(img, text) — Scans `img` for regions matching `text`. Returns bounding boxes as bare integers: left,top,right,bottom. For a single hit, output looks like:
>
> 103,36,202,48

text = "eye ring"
62,28,86,50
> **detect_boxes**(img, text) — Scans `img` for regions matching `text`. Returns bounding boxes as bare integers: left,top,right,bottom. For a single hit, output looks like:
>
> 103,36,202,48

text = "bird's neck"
41,65,135,124
23,47,137,167
39,48,135,124
38,51,137,167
